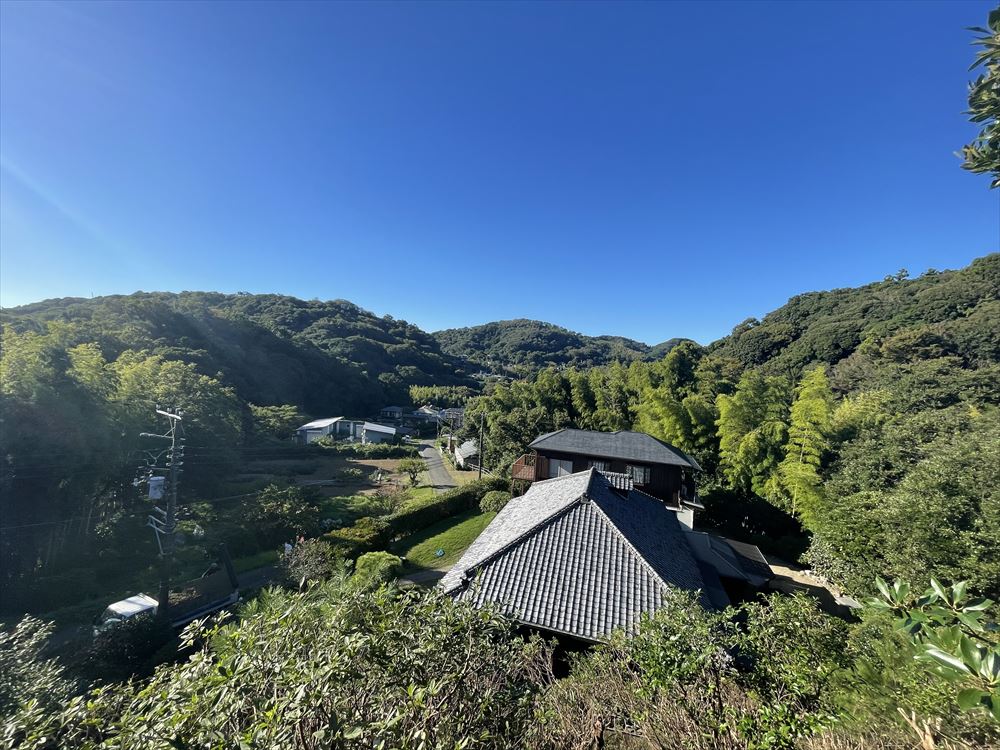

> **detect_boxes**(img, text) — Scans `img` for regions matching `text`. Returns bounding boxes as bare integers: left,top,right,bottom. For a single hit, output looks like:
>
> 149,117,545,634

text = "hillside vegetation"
433,318,684,374
463,254,1000,599
2,292,475,416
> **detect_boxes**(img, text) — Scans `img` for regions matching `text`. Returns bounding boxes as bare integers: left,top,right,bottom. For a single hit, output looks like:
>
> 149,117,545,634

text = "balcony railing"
511,453,547,482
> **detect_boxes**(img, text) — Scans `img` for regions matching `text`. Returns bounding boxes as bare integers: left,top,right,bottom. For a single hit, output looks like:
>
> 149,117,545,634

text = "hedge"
386,477,506,538
316,442,420,459
323,477,506,559
325,516,392,558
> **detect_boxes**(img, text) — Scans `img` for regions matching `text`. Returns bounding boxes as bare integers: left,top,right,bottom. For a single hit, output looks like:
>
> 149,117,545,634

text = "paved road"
419,443,457,494
398,569,446,588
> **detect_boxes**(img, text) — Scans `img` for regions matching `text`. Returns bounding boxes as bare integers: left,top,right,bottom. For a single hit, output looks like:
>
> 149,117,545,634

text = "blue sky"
1,1,997,344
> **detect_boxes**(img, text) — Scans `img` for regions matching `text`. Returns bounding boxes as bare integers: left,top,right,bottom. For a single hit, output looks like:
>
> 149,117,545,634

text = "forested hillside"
433,318,684,374
3,292,475,415
463,253,1000,599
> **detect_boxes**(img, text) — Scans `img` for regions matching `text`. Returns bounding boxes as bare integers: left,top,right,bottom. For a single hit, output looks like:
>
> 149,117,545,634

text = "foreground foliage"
4,582,552,750
3,578,998,750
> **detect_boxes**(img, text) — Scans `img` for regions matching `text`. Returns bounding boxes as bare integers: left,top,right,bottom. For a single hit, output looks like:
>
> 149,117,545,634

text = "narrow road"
397,569,446,588
419,442,457,494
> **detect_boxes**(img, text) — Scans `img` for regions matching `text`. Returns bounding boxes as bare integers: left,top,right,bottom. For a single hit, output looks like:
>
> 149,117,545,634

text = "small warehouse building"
295,417,344,444
362,421,397,444
454,439,479,469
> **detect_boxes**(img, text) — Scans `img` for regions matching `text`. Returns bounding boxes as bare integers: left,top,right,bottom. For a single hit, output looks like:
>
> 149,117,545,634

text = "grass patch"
390,508,496,571
399,485,436,510
232,549,280,573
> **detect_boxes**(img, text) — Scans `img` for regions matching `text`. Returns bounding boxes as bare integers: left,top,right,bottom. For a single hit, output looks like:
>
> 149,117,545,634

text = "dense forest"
3,292,476,416
433,318,684,374
461,254,1000,600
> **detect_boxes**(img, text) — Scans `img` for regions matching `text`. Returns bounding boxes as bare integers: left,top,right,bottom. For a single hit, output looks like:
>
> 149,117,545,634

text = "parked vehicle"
94,547,240,635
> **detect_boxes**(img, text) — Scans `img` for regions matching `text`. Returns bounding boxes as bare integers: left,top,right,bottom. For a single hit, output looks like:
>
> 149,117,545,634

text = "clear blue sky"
1,1,997,344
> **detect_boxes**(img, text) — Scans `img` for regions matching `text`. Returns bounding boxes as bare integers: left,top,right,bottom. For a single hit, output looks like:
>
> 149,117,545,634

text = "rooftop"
440,468,710,641
457,439,479,458
528,429,702,470
297,417,343,430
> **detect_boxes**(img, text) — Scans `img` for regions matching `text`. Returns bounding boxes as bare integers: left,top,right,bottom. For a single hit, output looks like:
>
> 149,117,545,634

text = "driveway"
419,442,457,494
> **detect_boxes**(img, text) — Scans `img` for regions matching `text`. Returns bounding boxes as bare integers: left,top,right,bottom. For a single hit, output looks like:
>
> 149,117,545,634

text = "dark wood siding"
534,449,688,504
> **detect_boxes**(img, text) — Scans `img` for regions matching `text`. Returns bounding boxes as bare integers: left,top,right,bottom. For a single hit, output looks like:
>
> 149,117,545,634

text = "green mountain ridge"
1,292,475,415
433,318,686,374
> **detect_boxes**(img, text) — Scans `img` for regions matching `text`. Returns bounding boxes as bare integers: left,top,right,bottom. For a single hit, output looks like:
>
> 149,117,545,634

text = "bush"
536,591,849,749
84,614,176,684
245,485,322,548
387,477,505,538
319,442,419,459
14,582,551,750
320,478,504,560
280,538,344,589
480,490,511,513
353,552,403,590
325,516,392,558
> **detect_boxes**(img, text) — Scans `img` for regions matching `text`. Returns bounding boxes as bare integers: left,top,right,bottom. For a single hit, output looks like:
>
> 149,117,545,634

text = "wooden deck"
511,453,547,482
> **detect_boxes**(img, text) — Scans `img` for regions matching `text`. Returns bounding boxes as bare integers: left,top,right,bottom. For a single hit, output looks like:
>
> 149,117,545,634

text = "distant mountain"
433,319,686,373
707,253,1000,379
1,292,475,415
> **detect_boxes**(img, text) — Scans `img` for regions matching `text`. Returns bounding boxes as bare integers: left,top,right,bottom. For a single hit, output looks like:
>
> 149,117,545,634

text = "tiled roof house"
439,468,726,642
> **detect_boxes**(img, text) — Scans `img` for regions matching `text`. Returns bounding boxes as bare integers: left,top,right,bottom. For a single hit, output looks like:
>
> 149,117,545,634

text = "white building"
295,417,344,444
454,439,479,469
362,421,397,444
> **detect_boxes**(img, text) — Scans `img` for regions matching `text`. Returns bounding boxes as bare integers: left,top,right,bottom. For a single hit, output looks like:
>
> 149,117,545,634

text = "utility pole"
137,407,184,624
478,411,485,480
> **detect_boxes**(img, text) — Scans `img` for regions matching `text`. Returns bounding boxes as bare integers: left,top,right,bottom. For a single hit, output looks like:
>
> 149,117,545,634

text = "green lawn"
390,509,496,571
232,549,280,573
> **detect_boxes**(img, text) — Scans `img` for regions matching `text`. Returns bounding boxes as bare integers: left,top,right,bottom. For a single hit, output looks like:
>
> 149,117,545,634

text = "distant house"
454,439,479,469
440,469,718,641
295,417,343,444
512,429,701,508
379,406,404,421
362,421,397,444
411,405,444,423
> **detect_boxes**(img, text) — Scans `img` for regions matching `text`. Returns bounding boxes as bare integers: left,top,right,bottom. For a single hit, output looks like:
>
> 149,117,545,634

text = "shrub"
398,457,425,486
320,479,504,560
325,516,392,558
535,591,849,749
245,485,322,548
84,613,175,684
12,582,551,750
280,538,345,590
387,477,505,538
319,442,419,459
0,617,72,719
480,490,511,513
353,552,403,590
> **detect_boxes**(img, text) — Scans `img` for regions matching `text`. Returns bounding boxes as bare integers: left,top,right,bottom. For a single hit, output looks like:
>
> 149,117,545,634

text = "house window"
628,464,651,485
588,460,610,472
548,458,574,478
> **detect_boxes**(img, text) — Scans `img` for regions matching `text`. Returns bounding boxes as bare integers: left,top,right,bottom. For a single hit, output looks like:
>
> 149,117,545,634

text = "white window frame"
627,464,651,486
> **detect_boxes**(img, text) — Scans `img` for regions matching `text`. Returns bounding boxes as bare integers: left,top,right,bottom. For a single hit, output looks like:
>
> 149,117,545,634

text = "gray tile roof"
529,429,702,471
683,531,773,586
439,469,711,641
456,439,479,459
